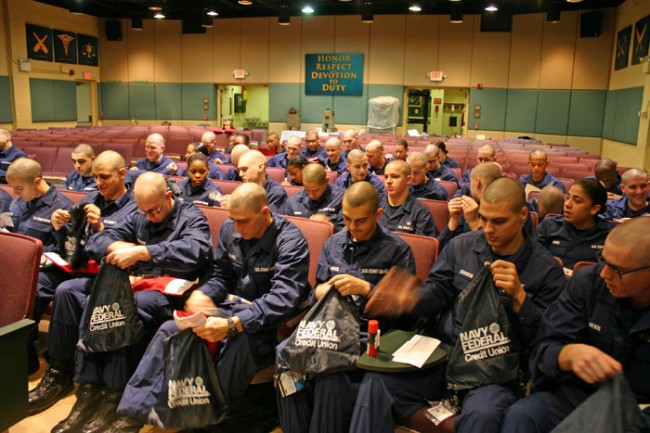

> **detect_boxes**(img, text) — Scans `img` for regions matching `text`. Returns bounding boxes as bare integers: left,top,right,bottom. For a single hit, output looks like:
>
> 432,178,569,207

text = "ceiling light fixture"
409,4,422,12
547,1,561,23
238,0,253,5
361,3,374,23
278,6,291,25
153,11,165,19
302,5,315,14
485,4,498,11
68,1,84,15
202,12,214,27
565,0,583,3
148,1,163,11
131,16,144,30
207,10,218,16
450,2,463,23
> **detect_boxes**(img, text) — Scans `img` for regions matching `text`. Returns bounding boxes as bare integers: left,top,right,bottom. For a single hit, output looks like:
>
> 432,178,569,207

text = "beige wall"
602,0,650,169
98,11,614,90
2,0,100,129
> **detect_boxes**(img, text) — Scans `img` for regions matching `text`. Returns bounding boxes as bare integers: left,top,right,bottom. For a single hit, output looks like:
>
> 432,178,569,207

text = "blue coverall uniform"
535,215,614,269
181,163,224,180
379,194,436,237
335,173,387,202
223,166,241,181
325,156,347,175
264,178,288,214
134,154,176,175
349,230,566,433
501,264,650,433
37,190,137,315
62,170,97,192
441,156,460,169
0,187,11,213
277,224,416,433
267,153,290,173
518,173,567,193
285,184,345,231
301,145,327,164
410,175,449,201
117,215,310,426
429,165,459,184
208,150,228,165
0,145,27,183
9,184,73,253
178,178,222,207
73,200,212,390
602,196,650,220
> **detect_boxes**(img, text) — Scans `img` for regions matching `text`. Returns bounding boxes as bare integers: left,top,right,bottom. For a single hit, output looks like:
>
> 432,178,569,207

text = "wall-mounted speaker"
105,20,122,41
580,11,602,38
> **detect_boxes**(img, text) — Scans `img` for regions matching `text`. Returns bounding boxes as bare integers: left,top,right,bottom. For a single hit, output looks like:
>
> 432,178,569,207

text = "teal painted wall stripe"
602,87,642,144
568,90,606,138
30,78,76,122
505,89,538,132
536,90,571,135
0,76,13,123
269,83,402,125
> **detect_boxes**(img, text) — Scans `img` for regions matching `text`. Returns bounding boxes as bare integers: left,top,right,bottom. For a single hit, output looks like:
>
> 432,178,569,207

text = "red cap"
368,319,379,334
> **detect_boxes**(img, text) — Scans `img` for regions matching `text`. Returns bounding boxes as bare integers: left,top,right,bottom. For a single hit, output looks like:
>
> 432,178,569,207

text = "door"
76,82,92,126
217,84,269,130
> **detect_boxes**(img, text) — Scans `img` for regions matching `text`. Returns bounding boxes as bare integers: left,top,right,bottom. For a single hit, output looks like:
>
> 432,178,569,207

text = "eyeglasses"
596,250,650,279
306,139,318,143
138,197,167,217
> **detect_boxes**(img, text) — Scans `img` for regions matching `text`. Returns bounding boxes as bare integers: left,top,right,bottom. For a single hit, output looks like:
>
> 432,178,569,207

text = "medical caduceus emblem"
57,33,75,56
33,32,48,54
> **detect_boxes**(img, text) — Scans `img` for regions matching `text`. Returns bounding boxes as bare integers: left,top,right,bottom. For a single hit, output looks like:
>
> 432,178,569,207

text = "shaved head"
482,178,526,213
302,163,327,185
343,181,379,213
529,149,547,161
230,182,268,213
73,144,95,157
607,217,650,262
94,150,125,172
407,152,427,170
470,162,502,184
230,144,250,166
386,159,411,176
365,140,383,153
6,158,41,181
239,150,267,168
133,172,168,201
347,149,366,163
537,185,565,218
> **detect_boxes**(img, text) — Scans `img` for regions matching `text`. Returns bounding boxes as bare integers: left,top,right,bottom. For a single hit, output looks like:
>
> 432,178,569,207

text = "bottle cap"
368,319,378,333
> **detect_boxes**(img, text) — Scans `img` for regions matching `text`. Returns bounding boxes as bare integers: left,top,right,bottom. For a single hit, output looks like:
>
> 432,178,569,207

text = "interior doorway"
405,87,468,137
218,84,269,130
76,81,91,126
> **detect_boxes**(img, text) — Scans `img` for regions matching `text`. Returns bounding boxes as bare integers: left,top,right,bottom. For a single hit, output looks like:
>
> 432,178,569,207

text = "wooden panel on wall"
438,17,474,87
609,0,650,90
572,12,613,90
269,17,302,83
182,30,214,83
403,15,439,87
241,18,270,83
126,18,155,82
539,12,578,90
0,5,8,76
368,15,406,85
100,21,129,81
470,20,511,88
509,14,543,89
213,19,239,83
154,20,182,83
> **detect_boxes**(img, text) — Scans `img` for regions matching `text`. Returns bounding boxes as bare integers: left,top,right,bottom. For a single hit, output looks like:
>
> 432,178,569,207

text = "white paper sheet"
392,335,441,368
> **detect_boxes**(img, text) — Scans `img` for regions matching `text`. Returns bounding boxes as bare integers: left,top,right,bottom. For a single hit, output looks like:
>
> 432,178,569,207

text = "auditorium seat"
47,147,73,177
59,190,88,204
25,146,57,172
285,216,334,289
266,167,286,183
438,180,457,198
197,205,230,246
283,185,303,197
214,180,241,195
395,232,439,283
418,198,449,235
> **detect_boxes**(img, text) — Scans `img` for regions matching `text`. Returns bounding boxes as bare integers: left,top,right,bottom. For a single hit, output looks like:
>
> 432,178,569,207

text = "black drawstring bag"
278,286,360,377
66,203,91,271
552,373,648,433
446,265,520,391
152,329,226,429
77,262,143,353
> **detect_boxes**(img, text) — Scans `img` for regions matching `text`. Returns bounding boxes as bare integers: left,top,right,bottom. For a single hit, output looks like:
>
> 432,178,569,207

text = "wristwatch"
226,317,239,338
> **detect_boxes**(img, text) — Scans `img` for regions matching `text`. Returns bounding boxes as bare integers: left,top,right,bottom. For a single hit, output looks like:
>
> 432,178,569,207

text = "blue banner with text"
305,53,364,96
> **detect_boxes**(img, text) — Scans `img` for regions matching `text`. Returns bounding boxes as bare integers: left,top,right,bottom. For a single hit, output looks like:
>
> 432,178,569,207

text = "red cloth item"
130,276,197,296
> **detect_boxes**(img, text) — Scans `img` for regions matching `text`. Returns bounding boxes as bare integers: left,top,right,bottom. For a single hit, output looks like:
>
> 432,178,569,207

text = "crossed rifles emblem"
33,32,49,54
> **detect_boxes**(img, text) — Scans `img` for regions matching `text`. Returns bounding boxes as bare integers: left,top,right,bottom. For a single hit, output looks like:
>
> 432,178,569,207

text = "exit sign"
430,71,444,82
433,98,442,104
